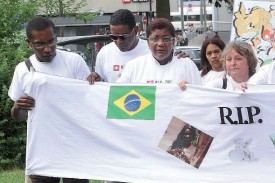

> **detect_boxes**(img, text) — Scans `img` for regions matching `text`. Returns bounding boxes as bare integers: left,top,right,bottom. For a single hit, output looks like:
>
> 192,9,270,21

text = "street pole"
203,0,207,30
200,0,204,27
180,0,184,32
149,0,152,23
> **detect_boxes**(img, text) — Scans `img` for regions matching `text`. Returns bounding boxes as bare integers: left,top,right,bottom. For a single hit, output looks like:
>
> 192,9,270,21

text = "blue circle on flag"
124,94,141,112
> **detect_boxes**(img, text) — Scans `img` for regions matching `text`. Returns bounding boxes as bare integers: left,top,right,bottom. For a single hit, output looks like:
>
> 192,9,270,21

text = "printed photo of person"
158,117,214,168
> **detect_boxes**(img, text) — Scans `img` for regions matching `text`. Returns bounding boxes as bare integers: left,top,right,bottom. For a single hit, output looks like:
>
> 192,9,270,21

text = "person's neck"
232,74,250,83
156,52,173,65
128,36,139,51
35,55,52,63
212,67,223,72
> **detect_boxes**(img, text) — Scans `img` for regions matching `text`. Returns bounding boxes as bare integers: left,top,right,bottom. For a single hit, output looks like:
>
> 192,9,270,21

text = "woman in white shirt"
206,40,258,91
200,37,226,85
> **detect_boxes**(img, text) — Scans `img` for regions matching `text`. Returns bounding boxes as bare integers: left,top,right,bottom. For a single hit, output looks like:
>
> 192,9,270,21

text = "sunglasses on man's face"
108,34,131,41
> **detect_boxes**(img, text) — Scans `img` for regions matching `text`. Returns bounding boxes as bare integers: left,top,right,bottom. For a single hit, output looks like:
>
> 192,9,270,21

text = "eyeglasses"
109,34,131,41
108,28,134,41
148,37,175,43
30,37,57,49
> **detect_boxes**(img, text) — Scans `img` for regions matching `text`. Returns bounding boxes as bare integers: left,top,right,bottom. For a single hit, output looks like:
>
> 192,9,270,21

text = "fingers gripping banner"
25,73,275,182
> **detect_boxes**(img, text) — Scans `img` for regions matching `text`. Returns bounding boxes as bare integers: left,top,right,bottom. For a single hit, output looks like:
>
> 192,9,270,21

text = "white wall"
212,1,233,31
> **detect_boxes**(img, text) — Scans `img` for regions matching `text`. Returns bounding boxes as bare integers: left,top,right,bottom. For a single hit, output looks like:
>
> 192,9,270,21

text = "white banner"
231,0,275,66
25,72,275,182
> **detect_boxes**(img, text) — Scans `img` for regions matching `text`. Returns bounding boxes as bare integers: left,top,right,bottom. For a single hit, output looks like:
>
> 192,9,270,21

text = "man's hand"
87,72,102,85
174,50,189,59
11,95,35,122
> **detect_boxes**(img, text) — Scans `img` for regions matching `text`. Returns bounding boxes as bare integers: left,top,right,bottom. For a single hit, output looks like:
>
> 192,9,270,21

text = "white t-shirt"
201,70,225,86
8,49,91,101
205,76,240,91
248,62,275,85
95,38,150,83
117,53,202,85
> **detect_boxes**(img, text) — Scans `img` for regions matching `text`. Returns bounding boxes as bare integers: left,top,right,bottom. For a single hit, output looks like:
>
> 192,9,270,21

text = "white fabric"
9,50,91,101
248,62,275,85
24,72,275,182
201,70,225,86
205,76,240,91
95,38,150,82
8,49,91,101
117,53,202,85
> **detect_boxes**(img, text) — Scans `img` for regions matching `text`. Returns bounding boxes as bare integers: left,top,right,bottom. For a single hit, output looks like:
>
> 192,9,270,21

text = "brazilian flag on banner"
107,86,156,120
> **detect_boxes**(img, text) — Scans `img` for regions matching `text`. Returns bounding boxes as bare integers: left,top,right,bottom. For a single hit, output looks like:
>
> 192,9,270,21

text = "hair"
26,17,56,40
200,36,226,76
222,40,258,77
146,18,175,38
170,125,197,149
110,9,136,31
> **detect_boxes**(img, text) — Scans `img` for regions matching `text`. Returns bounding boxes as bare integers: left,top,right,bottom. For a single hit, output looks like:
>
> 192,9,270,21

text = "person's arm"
11,95,35,122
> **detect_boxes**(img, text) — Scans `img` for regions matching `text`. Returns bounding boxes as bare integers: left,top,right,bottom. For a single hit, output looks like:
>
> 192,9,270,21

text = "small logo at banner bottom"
107,86,156,120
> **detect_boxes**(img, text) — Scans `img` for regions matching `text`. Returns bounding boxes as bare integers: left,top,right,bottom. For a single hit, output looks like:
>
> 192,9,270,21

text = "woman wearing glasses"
117,18,202,86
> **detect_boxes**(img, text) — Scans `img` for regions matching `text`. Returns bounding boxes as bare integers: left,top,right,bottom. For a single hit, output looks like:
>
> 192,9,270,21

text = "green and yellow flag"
107,86,156,120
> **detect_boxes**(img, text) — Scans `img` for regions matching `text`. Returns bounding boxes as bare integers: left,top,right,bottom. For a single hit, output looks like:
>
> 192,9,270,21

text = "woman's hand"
179,80,189,91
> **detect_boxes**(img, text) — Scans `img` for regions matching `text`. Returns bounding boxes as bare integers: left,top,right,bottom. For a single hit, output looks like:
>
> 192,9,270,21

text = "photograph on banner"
231,0,275,66
158,116,213,169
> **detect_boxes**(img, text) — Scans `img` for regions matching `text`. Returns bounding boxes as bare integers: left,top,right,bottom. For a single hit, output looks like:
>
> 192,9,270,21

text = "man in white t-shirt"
8,17,90,183
88,9,149,83
117,18,202,85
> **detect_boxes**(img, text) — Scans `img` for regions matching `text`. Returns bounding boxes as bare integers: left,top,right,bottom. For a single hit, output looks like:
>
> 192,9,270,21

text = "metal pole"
204,0,207,30
200,0,204,27
149,0,152,23
180,0,184,31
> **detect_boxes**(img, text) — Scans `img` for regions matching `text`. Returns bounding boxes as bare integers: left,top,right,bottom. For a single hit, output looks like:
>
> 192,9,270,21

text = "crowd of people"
7,8,275,183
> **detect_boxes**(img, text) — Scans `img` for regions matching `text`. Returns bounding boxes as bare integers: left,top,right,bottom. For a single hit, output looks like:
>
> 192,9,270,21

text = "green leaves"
0,0,37,170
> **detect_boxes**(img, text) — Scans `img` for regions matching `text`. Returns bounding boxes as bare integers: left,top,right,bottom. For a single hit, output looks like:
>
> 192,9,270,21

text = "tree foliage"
39,0,99,22
0,0,38,170
0,0,93,170
209,0,234,13
156,0,171,20
39,0,87,17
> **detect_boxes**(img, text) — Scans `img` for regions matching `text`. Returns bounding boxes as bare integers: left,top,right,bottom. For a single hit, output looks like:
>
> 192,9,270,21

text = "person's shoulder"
99,42,116,52
57,49,78,57
205,77,223,88
56,49,86,64
173,56,196,66
128,53,149,64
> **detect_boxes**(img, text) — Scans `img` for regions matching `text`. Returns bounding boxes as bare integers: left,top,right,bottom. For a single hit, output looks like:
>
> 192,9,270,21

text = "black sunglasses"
108,34,131,41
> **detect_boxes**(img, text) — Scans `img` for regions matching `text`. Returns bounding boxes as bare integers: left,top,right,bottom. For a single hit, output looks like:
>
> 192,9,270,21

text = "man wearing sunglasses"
88,9,149,83
8,17,90,183
88,9,187,84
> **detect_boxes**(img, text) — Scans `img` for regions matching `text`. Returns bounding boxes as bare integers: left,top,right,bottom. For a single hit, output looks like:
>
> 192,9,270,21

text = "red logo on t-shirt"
147,80,154,83
113,65,120,71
